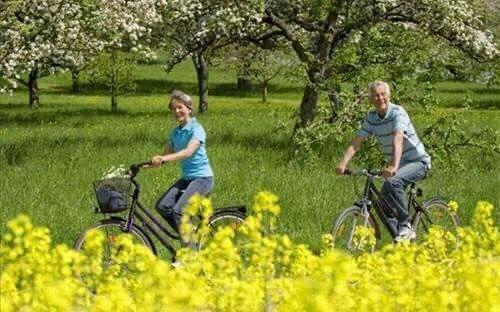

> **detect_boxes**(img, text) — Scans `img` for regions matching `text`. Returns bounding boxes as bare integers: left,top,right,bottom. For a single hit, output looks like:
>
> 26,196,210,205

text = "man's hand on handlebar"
381,166,396,179
336,163,350,176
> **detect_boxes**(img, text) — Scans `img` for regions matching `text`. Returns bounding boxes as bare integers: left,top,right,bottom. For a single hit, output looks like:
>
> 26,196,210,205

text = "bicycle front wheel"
330,206,377,255
74,218,156,260
197,211,246,251
414,198,460,242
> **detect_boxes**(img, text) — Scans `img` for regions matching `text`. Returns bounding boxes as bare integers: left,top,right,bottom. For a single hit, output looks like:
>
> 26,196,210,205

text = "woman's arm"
148,143,173,168
151,139,200,165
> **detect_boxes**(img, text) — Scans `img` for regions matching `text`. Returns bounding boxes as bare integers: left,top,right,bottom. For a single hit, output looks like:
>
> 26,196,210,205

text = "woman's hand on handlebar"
151,155,165,167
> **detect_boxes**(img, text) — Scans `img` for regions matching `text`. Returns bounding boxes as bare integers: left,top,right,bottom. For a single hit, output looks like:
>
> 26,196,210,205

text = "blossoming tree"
0,0,165,111
93,0,166,111
0,0,102,108
258,0,498,130
172,0,497,129
163,0,263,113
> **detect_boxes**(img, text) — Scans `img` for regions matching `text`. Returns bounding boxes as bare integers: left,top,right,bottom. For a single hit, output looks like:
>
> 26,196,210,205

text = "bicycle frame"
355,171,424,239
120,164,183,258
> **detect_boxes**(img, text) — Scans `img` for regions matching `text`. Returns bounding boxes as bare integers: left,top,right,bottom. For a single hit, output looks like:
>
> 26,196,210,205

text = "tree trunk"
71,69,80,93
237,76,252,91
193,52,209,113
261,81,268,103
28,69,39,109
294,83,320,131
327,84,341,123
110,51,118,112
237,61,252,91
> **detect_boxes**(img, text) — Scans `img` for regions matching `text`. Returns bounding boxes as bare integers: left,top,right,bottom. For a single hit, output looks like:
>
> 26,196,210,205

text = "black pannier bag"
93,178,132,213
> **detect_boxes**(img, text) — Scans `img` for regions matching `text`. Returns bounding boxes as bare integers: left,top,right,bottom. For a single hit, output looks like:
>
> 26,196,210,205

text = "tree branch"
263,9,311,65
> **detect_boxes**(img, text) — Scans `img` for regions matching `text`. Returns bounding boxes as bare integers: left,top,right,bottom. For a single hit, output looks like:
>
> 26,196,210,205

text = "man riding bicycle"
336,81,431,242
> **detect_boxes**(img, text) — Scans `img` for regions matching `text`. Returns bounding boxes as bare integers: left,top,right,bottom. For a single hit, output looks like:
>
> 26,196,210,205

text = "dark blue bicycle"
331,169,460,255
74,162,247,262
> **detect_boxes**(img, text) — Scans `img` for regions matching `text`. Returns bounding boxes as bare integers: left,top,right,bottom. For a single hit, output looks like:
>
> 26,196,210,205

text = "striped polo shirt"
357,103,431,168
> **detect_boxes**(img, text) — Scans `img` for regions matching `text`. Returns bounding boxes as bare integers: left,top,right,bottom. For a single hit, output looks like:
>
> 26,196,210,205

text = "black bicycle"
331,169,460,254
74,162,247,262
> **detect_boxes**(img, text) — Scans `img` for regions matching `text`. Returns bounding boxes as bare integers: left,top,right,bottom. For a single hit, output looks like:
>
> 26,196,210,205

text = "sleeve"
356,118,373,138
393,109,407,133
192,124,206,144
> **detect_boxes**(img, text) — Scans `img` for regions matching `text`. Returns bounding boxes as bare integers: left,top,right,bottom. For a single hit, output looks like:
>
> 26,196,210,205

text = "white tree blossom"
0,0,166,108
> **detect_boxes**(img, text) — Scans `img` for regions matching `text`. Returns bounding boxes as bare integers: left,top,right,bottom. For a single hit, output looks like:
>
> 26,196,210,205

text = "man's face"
370,86,390,113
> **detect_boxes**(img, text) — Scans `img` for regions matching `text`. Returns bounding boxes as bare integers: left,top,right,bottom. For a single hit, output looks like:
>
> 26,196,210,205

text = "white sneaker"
171,260,183,268
395,224,416,242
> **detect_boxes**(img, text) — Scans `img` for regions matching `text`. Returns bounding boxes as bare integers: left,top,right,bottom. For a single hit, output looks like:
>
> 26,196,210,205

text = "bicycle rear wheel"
414,198,460,243
197,210,246,251
330,206,377,255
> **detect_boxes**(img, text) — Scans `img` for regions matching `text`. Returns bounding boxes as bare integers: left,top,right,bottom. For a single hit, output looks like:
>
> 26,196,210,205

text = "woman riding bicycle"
150,90,214,246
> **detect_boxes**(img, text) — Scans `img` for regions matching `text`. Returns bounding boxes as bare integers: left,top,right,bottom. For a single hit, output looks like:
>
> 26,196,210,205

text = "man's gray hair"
368,80,391,97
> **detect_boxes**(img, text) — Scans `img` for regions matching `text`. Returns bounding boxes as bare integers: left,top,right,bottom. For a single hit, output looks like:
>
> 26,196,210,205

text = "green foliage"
421,112,500,170
85,51,138,93
291,93,367,162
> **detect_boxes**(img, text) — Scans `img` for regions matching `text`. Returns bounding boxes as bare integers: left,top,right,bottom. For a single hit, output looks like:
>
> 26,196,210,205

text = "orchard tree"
253,0,498,130
223,43,294,102
91,0,165,112
163,0,263,113
0,0,165,111
164,0,497,129
0,0,102,108
0,0,22,94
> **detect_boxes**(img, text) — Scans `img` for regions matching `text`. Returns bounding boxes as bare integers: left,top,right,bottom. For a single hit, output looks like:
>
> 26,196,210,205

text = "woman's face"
170,99,191,124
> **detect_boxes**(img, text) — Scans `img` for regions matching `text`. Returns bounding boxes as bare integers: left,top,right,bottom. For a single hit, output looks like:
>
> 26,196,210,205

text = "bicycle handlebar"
343,168,382,177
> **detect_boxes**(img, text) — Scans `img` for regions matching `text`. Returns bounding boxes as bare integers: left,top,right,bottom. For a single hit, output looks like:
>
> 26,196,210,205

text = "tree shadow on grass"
440,99,500,109
40,78,305,98
0,106,169,127
437,86,500,95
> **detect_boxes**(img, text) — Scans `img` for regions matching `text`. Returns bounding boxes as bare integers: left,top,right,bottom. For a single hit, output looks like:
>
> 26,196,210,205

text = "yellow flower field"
1,192,499,311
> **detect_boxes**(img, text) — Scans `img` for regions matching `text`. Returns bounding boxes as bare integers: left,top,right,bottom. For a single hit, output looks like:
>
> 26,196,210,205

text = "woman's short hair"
368,81,391,97
169,90,193,110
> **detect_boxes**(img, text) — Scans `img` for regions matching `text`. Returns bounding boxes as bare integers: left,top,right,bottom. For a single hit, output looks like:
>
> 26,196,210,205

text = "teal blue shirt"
357,103,431,168
170,118,213,179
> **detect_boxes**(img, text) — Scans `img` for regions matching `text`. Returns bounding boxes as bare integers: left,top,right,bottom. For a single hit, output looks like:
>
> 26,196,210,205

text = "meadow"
1,61,499,252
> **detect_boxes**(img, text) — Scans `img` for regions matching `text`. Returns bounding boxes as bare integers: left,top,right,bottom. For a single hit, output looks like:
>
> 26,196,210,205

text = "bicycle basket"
93,178,132,213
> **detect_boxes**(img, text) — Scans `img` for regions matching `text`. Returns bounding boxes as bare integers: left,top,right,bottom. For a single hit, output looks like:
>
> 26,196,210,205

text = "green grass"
1,61,499,253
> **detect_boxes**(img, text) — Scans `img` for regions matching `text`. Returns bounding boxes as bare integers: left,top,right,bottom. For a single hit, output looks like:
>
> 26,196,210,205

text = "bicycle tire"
414,198,460,243
197,211,246,251
74,218,156,257
330,206,377,255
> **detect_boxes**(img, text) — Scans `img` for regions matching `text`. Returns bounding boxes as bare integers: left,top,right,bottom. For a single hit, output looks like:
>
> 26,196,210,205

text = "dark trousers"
381,161,429,227
155,177,214,245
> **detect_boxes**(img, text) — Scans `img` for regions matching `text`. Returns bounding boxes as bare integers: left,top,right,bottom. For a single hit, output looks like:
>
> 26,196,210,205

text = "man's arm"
382,131,403,178
336,136,366,175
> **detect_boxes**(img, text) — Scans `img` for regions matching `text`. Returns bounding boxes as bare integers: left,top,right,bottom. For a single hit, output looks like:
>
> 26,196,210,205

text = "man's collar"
376,102,393,120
